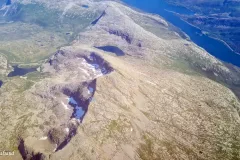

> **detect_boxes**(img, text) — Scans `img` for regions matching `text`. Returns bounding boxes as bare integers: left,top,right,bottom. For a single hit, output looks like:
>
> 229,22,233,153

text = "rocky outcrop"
0,54,8,75
0,0,240,160
15,49,114,159
18,138,49,160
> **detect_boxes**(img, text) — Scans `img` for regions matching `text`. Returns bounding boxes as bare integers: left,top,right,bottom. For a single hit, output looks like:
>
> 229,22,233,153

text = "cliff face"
0,0,240,160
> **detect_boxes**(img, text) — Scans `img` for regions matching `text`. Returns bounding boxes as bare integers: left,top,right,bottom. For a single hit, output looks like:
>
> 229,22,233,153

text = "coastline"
164,1,195,13
120,0,240,67
118,1,191,41
182,17,240,56
166,9,240,56
205,34,240,56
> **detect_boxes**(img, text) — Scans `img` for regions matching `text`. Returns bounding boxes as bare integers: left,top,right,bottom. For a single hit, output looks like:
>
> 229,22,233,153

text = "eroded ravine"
18,50,114,159
0,0,240,160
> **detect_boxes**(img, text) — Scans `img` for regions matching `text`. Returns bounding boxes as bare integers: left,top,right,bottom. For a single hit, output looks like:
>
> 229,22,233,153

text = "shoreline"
205,34,240,56
164,2,240,56
119,0,240,66
166,9,240,56
182,17,240,56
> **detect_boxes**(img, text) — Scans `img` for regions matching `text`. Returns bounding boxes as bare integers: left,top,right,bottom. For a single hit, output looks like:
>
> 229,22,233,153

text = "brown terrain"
0,0,240,160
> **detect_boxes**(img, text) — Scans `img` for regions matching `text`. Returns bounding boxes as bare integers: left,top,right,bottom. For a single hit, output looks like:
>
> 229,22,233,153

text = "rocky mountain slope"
0,0,240,160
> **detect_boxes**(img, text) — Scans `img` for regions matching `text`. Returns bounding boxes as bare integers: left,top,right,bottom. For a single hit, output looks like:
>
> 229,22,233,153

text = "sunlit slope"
0,1,239,160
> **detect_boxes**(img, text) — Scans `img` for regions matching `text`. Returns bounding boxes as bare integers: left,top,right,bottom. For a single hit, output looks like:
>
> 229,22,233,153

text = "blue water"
8,65,37,77
81,5,89,8
6,0,11,5
95,46,125,56
68,97,85,119
122,0,240,67
91,11,106,25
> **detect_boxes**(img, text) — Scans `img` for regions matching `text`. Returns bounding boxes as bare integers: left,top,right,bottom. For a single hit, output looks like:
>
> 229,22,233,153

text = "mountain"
0,0,240,160
166,0,240,54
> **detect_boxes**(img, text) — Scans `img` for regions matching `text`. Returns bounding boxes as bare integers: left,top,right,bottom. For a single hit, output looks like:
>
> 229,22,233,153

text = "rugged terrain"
0,0,240,160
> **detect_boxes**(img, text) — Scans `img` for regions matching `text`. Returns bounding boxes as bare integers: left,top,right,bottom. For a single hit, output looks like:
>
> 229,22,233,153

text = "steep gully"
18,51,114,159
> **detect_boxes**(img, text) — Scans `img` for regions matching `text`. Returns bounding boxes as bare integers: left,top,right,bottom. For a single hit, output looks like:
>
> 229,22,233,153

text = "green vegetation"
0,2,101,64
166,0,240,53
137,134,163,160
108,120,122,132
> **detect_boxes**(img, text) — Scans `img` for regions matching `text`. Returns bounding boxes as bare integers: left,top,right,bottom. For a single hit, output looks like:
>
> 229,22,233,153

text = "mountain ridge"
0,0,240,160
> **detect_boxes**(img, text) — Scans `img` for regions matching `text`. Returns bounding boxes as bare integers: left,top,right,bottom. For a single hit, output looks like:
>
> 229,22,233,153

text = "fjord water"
122,0,240,67
6,0,11,5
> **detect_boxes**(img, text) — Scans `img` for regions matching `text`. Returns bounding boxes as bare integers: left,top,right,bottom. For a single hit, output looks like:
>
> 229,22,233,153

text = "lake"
95,46,125,56
122,0,240,67
8,65,37,77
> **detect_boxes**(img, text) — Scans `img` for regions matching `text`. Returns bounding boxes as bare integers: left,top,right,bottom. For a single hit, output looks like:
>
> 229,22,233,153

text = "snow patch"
62,2,76,16
61,101,69,110
101,67,108,74
145,80,156,86
39,136,48,140
53,144,58,152
65,128,69,133
88,87,94,94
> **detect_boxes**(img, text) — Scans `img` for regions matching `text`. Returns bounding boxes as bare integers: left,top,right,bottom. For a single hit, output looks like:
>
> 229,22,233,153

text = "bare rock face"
0,0,240,160
0,54,8,75
18,138,50,160
14,49,114,159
